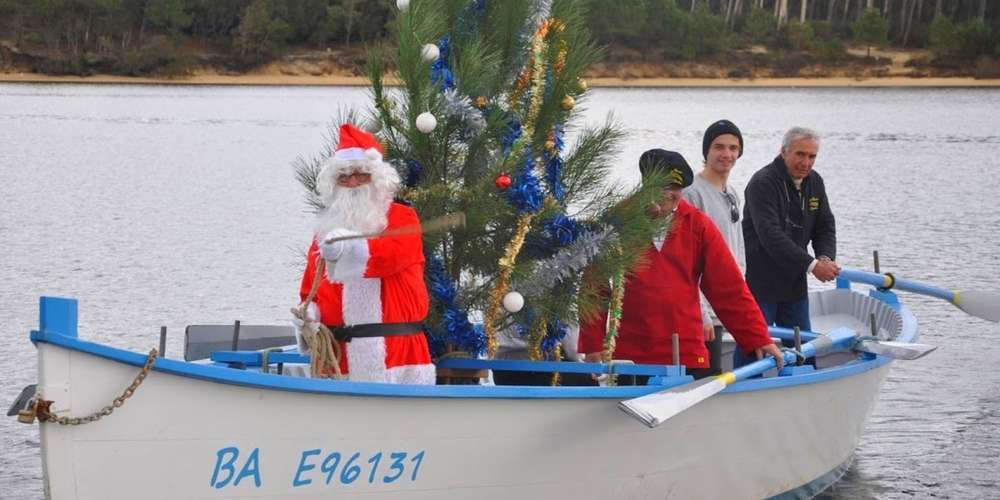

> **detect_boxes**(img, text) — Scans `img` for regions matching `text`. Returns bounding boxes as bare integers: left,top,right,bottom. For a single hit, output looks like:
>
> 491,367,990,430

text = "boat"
16,275,926,499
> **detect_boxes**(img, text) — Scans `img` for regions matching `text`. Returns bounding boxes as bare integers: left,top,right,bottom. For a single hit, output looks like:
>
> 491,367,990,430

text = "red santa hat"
333,124,384,162
316,123,400,201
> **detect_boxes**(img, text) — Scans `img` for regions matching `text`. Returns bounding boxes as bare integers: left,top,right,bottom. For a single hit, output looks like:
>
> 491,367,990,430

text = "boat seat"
184,324,295,361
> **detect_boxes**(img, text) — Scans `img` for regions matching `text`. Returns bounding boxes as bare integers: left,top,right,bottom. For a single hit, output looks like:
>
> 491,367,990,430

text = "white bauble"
396,0,410,11
415,112,437,133
502,291,524,313
420,43,440,62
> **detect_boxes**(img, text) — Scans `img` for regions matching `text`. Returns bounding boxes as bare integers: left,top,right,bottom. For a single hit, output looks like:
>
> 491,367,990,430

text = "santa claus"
294,124,435,385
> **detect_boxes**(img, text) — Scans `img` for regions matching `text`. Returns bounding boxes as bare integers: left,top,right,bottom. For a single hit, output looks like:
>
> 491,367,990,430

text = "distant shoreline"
2,71,999,88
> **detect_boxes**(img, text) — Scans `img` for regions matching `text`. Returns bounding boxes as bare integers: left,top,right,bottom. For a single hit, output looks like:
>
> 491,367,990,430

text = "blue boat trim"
29,328,894,399
28,293,918,399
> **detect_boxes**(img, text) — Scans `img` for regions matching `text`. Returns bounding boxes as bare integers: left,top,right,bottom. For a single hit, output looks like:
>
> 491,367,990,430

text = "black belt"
327,322,424,342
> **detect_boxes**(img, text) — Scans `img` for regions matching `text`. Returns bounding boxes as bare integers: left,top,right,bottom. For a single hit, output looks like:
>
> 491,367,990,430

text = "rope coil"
292,257,344,379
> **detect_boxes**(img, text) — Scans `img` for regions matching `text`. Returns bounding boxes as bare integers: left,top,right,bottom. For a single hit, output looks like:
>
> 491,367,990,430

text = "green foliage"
234,0,292,62
113,35,193,76
853,8,888,57
781,22,814,52
742,7,777,46
146,0,192,33
929,15,960,59
957,20,993,60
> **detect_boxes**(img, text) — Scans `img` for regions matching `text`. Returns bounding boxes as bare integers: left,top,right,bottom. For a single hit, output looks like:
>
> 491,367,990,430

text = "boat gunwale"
29,292,915,399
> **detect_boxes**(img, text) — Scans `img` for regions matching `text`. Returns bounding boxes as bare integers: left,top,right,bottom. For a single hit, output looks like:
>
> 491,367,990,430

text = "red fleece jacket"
580,199,772,368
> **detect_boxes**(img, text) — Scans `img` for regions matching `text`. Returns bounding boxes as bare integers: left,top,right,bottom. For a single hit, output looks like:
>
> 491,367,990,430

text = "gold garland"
484,212,535,357
526,316,547,361
550,341,562,386
601,268,626,386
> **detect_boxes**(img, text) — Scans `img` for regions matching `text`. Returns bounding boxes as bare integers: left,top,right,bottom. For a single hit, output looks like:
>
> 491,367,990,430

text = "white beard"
314,183,392,237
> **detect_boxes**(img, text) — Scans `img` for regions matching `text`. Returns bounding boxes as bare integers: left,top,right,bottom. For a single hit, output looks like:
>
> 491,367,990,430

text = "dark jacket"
742,156,836,302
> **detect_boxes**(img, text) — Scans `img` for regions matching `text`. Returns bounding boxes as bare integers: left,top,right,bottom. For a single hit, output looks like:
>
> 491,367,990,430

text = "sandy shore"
2,71,999,88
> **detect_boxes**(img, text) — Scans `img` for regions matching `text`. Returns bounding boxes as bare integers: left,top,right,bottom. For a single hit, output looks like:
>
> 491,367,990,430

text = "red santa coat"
580,199,772,369
300,202,434,384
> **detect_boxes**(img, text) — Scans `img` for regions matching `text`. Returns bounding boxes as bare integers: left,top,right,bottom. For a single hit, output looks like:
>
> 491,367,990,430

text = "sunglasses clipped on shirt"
723,191,739,223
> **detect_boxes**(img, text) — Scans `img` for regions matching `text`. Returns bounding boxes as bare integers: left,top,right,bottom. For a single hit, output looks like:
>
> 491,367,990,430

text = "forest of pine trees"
0,0,997,77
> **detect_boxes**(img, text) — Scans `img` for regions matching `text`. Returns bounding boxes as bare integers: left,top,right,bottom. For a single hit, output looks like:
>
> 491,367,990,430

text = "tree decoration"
416,112,437,133
421,43,440,62
601,268,627,386
429,36,455,90
474,96,488,109
442,89,485,135
576,78,588,93
425,256,486,358
502,291,524,313
396,0,409,11
494,173,512,191
560,95,575,110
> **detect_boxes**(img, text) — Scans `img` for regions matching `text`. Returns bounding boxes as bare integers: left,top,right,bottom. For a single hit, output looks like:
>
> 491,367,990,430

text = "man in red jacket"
580,149,783,379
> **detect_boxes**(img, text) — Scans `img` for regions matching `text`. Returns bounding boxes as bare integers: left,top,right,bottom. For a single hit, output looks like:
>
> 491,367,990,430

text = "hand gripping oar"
839,267,999,322
618,326,936,428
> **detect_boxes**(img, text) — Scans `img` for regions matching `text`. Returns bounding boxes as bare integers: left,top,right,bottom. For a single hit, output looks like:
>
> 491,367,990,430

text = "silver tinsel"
518,227,618,297
442,88,486,135
507,0,553,85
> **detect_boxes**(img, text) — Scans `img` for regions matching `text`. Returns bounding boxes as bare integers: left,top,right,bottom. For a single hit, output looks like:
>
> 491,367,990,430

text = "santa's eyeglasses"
337,172,372,182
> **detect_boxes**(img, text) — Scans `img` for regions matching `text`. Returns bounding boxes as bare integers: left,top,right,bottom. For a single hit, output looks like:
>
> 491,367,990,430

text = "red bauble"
495,173,512,191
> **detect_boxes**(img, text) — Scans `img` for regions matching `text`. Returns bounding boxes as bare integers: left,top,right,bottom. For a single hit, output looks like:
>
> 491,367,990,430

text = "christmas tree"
296,0,668,367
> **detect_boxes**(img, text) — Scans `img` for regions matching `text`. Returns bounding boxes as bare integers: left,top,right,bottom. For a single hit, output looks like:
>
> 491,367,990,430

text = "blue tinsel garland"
540,320,568,360
426,256,486,357
505,152,545,213
405,159,423,188
544,213,583,246
544,123,566,201
430,36,455,91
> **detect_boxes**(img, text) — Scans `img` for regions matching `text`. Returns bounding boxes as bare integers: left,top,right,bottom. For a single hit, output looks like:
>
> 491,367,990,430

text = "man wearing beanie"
579,149,783,380
683,119,747,374
740,127,838,367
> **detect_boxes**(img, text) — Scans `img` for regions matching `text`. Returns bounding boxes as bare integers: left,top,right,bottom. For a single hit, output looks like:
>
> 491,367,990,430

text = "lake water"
1,83,998,499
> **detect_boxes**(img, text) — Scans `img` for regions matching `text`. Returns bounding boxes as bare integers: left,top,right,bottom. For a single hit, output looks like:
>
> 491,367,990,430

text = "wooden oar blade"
618,377,727,428
955,290,1000,322
858,340,937,360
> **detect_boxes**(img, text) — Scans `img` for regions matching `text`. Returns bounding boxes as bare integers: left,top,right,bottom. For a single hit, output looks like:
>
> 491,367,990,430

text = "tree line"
0,0,997,76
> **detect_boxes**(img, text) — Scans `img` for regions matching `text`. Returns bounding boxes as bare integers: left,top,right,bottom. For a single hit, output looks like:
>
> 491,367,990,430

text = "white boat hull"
36,340,889,499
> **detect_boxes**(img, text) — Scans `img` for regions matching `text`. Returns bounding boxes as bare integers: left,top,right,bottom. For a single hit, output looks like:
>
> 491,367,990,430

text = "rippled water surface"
1,84,998,499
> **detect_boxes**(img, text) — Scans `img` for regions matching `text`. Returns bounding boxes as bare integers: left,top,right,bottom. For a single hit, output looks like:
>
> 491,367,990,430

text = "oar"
839,267,999,322
618,326,934,428
323,212,466,244
767,326,937,361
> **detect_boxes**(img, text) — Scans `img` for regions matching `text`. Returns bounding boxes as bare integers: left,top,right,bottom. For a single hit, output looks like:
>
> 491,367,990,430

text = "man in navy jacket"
742,127,839,340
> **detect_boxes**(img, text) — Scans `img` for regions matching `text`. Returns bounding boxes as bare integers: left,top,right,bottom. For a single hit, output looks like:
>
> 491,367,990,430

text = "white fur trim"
346,337,388,382
341,277,382,325
341,277,384,381
334,147,382,162
332,239,370,281
386,363,436,385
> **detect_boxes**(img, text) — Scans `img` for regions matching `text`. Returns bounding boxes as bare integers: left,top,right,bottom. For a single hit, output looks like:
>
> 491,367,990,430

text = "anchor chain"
29,348,157,426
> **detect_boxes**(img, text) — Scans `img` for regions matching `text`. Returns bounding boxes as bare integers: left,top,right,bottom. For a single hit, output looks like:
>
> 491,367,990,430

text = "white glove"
318,228,361,262
291,303,321,353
